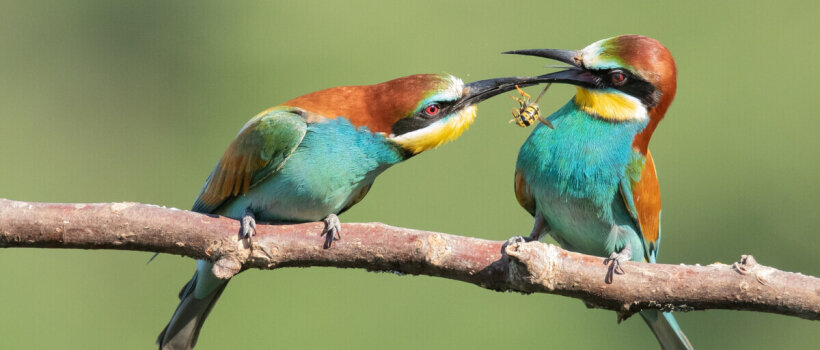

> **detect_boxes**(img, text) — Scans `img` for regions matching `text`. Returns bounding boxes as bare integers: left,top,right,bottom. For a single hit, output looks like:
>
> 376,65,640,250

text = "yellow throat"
390,105,477,154
574,88,648,121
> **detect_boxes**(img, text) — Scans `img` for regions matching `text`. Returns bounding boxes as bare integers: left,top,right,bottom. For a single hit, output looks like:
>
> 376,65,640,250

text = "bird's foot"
527,215,548,242
603,243,632,284
505,216,549,247
240,208,257,240
505,235,531,246
321,214,341,249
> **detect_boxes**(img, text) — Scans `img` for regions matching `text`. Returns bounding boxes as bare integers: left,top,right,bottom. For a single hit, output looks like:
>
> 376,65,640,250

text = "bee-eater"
157,73,548,349
507,35,692,349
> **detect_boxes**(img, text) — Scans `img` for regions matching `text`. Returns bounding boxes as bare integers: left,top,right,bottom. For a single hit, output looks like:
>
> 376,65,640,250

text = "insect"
509,83,554,129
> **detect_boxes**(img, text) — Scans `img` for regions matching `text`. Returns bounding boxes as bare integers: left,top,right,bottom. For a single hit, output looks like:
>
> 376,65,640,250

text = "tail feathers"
640,310,693,350
157,272,228,350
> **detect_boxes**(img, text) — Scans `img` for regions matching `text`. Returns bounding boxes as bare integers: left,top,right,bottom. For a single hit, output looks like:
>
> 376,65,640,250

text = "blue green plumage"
516,99,689,349
156,72,585,349
158,73,555,349
509,34,690,349
209,111,405,222
515,99,692,350
160,109,410,349
517,99,648,259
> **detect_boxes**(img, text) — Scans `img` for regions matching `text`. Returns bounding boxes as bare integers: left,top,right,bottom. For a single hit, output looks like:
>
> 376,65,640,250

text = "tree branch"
1,198,817,320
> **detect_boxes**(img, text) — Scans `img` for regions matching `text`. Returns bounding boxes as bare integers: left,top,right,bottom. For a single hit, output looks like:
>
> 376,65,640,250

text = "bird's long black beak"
503,49,598,88
503,49,580,66
460,76,550,108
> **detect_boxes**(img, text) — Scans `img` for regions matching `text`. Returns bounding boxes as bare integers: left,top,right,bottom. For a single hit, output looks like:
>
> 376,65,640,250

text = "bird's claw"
240,208,257,239
603,243,632,284
605,252,626,279
321,214,341,249
506,235,531,246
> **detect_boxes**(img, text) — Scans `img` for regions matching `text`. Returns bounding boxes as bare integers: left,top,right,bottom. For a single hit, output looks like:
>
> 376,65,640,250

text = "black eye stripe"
391,101,458,136
610,70,626,85
592,69,659,107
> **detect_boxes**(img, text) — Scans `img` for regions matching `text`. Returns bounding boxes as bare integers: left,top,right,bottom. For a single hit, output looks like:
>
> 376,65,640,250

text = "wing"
514,169,536,216
619,149,661,263
192,108,308,214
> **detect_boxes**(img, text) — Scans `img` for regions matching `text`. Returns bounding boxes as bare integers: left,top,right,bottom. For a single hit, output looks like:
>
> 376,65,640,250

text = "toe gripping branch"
604,243,632,284
322,214,342,249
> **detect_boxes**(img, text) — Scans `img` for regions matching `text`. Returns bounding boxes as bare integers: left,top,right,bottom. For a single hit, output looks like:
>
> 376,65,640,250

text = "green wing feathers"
192,109,308,213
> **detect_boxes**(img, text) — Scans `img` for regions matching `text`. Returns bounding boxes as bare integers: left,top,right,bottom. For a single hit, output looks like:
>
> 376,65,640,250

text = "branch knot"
504,241,560,292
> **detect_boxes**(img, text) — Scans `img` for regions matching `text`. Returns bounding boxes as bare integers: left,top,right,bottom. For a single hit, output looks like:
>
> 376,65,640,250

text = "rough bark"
0,199,817,320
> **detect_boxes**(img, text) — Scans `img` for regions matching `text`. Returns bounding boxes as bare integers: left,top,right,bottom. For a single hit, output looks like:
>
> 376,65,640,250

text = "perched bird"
507,35,692,349
157,73,548,349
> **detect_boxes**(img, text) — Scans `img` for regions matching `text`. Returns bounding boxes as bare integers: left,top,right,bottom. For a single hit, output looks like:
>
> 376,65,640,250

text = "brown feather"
630,150,661,245
197,126,272,211
195,75,446,212
514,170,536,216
282,74,447,133
612,35,678,154
609,36,673,246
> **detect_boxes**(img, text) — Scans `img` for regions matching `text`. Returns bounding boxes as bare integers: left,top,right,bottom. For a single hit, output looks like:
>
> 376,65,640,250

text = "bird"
506,35,693,349
157,73,549,349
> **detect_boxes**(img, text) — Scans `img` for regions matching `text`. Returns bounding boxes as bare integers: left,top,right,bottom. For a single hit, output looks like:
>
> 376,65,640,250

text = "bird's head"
286,74,549,156
384,74,551,155
505,35,676,150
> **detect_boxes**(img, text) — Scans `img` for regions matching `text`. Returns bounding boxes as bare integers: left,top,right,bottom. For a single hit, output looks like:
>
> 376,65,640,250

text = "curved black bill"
502,49,581,67
504,48,598,88
536,69,598,88
461,76,551,107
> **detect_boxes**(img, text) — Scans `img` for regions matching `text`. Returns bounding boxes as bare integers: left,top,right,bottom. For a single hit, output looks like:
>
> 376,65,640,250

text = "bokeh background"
1,1,818,349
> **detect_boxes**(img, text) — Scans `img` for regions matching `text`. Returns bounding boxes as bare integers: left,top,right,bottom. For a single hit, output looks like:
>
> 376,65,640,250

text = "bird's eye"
424,104,441,116
610,70,627,85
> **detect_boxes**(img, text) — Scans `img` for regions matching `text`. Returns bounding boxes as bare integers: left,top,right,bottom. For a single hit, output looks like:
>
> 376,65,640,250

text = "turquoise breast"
218,117,405,222
516,99,647,257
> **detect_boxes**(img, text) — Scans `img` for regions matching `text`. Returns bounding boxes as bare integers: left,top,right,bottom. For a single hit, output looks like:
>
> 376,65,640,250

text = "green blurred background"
1,1,818,349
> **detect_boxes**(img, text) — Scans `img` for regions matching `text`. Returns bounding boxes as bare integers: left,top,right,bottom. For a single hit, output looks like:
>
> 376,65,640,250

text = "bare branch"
0,198,817,320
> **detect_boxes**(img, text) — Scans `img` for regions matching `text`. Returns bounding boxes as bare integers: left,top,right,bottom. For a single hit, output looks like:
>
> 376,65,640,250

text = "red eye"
610,70,627,85
424,104,440,116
